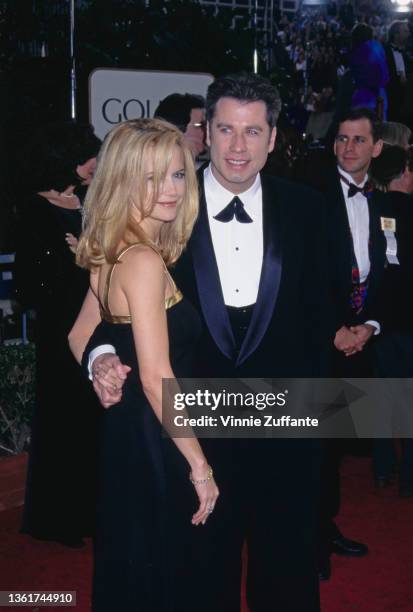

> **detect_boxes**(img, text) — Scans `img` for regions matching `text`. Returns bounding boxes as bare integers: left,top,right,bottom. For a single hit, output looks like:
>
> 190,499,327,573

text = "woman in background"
15,121,101,546
350,23,389,119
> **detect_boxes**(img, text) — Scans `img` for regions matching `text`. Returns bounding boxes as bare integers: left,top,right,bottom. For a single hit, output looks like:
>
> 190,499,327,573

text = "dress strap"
100,242,183,324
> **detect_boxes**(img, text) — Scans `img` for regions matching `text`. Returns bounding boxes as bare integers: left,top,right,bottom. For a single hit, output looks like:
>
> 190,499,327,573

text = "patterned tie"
213,196,253,223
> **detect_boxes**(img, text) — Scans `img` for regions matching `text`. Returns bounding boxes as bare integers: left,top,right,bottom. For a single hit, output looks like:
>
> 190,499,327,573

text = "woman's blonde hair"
76,118,199,269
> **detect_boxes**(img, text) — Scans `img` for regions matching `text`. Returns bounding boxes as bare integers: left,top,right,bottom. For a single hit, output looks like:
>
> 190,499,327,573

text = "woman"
349,23,389,119
15,121,101,546
69,118,218,611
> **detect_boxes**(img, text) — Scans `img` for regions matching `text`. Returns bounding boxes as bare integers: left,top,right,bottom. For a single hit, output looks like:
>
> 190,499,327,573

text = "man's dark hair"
206,73,282,129
337,108,382,143
388,20,408,45
154,93,205,132
371,145,413,187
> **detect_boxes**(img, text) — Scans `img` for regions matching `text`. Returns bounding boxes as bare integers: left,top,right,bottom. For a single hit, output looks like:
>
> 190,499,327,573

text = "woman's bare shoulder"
117,244,165,285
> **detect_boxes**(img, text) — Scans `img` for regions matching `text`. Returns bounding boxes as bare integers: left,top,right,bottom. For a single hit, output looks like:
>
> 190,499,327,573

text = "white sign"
89,69,214,140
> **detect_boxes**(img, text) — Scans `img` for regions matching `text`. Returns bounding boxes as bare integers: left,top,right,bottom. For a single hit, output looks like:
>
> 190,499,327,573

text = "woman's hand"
190,466,219,526
65,232,79,254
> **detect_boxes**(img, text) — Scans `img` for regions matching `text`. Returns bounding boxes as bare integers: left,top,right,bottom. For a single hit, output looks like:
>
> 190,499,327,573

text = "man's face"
207,97,276,194
184,107,206,157
334,118,383,182
395,23,410,47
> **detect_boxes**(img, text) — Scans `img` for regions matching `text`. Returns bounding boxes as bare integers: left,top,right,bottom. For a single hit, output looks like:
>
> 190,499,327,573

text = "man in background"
155,92,206,158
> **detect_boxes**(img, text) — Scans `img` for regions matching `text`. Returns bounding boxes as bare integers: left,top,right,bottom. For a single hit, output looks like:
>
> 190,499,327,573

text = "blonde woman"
69,118,218,611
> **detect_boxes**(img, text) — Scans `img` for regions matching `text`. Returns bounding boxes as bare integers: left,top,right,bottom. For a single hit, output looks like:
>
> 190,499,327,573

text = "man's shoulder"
261,173,325,210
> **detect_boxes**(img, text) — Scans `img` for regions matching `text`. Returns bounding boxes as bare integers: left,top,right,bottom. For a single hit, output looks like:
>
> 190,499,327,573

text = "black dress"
91,244,202,612
15,194,99,543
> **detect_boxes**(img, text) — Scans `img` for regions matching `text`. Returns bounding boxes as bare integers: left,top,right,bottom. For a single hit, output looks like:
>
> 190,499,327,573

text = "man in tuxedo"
385,20,411,122
319,108,386,579
87,73,332,612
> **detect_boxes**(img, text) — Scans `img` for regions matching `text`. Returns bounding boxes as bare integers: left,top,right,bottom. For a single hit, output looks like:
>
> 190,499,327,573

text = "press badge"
381,217,399,265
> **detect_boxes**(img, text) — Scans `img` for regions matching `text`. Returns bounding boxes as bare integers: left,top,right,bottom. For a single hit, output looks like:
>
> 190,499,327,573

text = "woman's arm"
68,283,101,365
118,246,219,525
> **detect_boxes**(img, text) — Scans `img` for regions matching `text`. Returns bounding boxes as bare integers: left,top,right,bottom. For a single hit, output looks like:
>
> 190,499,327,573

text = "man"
319,108,386,580
385,20,411,122
86,73,332,611
154,92,206,158
370,146,413,496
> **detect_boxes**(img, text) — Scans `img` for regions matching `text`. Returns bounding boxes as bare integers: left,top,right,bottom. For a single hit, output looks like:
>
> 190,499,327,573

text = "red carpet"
0,457,412,611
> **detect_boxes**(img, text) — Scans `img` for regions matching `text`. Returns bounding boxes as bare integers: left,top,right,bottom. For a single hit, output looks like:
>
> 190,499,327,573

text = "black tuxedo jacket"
171,169,332,378
83,169,333,379
324,171,386,330
385,44,408,120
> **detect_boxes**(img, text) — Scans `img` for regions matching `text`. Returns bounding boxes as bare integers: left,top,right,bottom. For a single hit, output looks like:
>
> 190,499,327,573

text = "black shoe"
331,536,368,557
318,555,331,581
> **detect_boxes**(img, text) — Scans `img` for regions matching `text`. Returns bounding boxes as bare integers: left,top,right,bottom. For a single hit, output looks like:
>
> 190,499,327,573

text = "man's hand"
349,323,375,353
92,353,131,409
334,326,360,357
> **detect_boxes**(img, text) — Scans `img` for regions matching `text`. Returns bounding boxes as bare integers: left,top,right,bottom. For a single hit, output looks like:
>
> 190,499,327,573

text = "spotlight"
391,0,413,13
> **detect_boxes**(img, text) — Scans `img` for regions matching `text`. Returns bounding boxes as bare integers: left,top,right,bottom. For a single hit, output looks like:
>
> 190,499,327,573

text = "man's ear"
372,139,384,159
206,122,211,148
268,127,277,153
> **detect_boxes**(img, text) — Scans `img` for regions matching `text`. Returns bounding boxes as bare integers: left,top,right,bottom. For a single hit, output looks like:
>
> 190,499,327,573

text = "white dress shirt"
204,164,263,307
392,47,406,78
338,168,370,283
338,167,379,334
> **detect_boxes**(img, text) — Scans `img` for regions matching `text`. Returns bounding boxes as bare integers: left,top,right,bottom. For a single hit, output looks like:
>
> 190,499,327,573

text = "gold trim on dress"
98,242,184,323
165,289,183,310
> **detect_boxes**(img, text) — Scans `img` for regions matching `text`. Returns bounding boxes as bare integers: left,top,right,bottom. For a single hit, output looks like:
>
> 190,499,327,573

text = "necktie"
339,174,372,199
213,196,253,223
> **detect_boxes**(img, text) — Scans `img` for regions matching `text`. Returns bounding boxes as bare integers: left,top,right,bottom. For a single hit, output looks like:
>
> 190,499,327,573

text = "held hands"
348,324,375,353
190,465,219,526
92,353,131,408
334,324,374,357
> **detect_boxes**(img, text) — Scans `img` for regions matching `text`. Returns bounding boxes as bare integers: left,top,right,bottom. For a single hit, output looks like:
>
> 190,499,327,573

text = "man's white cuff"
365,320,380,335
88,344,116,380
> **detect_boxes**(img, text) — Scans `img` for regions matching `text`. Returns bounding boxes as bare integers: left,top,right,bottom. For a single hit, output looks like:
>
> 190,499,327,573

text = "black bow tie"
213,196,253,223
339,174,372,198
391,45,404,53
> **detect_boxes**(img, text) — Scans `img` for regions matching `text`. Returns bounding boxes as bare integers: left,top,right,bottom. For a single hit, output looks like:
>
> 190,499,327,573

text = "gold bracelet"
189,465,213,485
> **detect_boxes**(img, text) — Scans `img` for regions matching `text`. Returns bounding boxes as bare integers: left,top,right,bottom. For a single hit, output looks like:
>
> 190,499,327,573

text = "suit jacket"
83,169,333,379
324,170,386,330
385,44,408,121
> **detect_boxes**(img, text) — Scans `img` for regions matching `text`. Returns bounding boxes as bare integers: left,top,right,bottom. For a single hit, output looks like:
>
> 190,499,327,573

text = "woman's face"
141,145,187,225
76,157,97,185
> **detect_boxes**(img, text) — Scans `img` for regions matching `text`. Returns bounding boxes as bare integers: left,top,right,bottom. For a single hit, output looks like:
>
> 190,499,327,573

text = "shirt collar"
338,166,368,189
204,163,261,219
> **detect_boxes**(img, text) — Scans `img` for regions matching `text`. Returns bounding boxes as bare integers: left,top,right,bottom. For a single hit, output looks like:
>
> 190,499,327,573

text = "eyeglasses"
190,121,207,129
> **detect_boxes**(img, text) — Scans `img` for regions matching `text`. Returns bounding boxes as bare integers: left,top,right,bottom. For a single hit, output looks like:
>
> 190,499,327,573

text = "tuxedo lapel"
237,175,282,366
190,179,237,361
331,176,354,279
